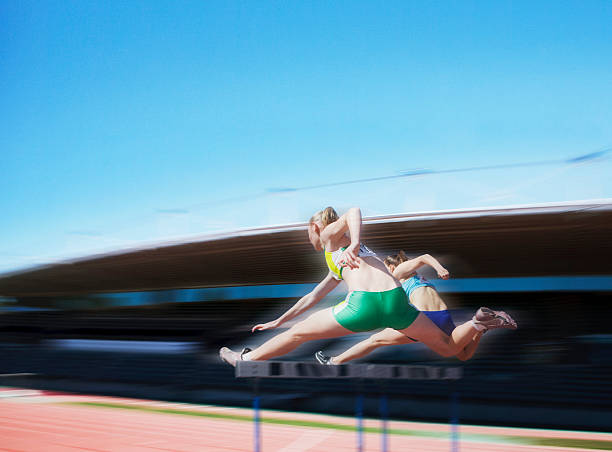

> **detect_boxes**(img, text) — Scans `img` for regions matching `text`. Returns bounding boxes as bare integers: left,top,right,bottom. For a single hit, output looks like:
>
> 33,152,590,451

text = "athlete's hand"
338,243,361,269
437,267,450,279
252,320,280,333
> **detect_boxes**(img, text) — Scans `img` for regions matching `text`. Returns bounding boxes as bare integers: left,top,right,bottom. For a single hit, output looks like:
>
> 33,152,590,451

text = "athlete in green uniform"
219,207,515,366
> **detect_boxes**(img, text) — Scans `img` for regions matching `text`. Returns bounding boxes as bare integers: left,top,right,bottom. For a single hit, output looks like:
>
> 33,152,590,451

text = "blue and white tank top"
402,274,434,297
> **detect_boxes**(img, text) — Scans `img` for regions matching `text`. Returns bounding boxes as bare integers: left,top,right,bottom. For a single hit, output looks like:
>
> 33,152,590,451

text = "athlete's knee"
369,335,390,347
456,352,470,361
287,324,315,343
367,335,385,348
439,348,455,357
436,342,456,357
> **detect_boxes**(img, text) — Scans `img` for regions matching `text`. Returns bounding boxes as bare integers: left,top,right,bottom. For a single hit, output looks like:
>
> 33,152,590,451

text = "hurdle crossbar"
236,361,462,380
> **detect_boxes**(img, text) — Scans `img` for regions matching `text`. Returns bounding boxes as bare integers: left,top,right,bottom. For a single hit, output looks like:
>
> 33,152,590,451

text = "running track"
1,388,610,451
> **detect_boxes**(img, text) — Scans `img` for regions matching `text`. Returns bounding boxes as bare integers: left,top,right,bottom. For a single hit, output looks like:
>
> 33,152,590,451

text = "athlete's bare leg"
331,328,413,364
221,307,352,365
397,313,479,358
330,328,485,364
398,306,517,358
330,326,485,365
455,331,483,361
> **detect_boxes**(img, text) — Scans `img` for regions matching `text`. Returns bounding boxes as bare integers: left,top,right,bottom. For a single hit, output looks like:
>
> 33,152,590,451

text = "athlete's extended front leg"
221,308,352,366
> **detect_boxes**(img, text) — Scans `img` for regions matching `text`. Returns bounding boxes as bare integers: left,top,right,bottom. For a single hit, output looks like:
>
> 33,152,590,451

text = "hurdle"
236,361,463,452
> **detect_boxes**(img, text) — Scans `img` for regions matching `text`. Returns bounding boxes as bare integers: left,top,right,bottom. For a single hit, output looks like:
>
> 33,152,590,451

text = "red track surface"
0,389,608,452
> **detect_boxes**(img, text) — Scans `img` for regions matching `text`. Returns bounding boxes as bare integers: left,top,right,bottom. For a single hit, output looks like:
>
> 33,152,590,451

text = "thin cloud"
155,208,190,214
65,230,103,237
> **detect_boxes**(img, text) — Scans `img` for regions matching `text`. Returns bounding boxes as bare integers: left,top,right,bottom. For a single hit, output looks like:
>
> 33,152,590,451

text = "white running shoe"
315,351,334,365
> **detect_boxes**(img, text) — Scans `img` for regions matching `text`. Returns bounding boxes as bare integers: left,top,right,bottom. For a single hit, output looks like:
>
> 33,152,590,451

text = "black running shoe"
315,351,332,365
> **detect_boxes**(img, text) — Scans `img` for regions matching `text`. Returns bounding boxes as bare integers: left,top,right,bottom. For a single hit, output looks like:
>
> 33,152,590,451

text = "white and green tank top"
324,243,377,280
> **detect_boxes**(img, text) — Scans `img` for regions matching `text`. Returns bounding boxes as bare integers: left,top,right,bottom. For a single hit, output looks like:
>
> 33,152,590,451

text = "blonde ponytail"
321,206,339,226
310,206,339,227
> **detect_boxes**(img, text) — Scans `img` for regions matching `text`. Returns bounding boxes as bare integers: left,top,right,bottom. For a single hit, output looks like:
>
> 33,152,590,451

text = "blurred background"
1,201,611,432
1,0,611,438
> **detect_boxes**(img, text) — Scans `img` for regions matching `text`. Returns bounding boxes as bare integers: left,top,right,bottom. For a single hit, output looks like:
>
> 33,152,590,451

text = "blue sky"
1,1,611,273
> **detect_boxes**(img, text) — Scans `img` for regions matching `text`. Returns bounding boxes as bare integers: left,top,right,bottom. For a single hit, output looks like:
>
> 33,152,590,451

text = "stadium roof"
1,200,611,297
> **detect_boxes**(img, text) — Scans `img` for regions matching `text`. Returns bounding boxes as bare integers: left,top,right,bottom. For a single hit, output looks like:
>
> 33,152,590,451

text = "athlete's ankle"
470,319,487,332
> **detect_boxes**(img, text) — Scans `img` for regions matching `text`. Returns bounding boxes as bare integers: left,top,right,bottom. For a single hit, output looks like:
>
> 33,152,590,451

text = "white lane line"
277,429,334,452
0,389,42,398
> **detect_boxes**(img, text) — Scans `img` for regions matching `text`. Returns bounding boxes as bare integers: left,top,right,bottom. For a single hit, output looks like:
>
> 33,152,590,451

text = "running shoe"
219,347,240,367
473,307,517,330
219,347,252,367
315,351,333,365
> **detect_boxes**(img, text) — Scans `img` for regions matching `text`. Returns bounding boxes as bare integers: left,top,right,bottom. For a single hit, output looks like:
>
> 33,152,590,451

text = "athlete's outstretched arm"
393,254,449,280
252,273,341,332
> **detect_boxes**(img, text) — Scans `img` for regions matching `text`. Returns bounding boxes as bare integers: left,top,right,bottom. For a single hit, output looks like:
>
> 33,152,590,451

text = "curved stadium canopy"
1,200,611,297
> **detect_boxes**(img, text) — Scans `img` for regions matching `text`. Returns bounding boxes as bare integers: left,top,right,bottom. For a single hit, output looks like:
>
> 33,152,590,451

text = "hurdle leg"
253,378,261,452
379,392,388,452
356,393,364,452
450,390,459,452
